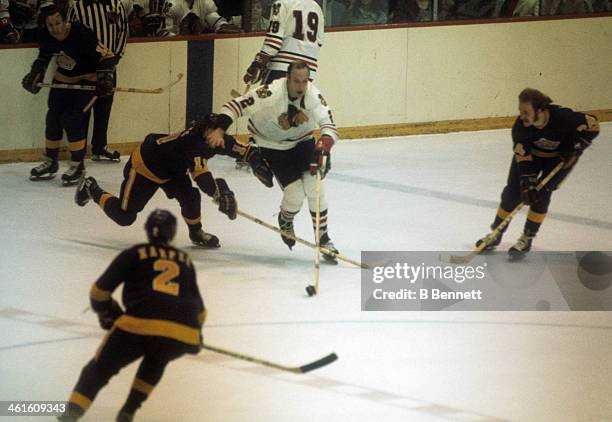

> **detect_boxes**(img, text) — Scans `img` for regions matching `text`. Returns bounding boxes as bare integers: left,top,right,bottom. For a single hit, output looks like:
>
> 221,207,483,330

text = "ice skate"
92,146,120,162
189,229,220,248
508,233,534,260
475,230,503,251
62,161,85,186
319,232,338,264
278,213,296,249
30,156,58,180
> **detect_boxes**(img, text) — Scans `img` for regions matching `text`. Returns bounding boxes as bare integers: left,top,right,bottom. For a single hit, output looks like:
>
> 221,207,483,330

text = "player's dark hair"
145,209,177,244
287,61,310,78
192,113,224,136
519,88,553,111
41,4,67,20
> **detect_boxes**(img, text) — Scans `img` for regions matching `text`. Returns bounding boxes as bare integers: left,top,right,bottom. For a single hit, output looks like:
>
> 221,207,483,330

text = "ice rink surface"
1,124,611,422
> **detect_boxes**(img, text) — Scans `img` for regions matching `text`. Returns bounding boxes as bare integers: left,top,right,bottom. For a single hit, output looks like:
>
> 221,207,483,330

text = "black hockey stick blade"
298,352,338,373
202,342,337,374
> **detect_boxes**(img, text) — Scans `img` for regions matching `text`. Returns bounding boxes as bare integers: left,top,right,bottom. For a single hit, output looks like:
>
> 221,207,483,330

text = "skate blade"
62,179,80,187
30,173,56,181
508,251,527,261
191,241,221,249
92,156,121,162
322,255,339,265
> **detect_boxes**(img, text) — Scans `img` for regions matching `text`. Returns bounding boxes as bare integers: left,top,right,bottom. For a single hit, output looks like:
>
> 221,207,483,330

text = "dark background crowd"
1,0,611,44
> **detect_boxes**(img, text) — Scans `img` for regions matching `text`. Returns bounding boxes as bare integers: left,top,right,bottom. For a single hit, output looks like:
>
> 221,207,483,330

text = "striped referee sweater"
67,0,128,58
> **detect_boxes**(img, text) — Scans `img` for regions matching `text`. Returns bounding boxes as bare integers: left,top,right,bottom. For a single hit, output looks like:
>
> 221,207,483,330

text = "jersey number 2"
292,11,318,42
152,259,180,296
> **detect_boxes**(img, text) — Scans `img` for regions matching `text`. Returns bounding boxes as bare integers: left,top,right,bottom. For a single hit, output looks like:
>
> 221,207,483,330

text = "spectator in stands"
215,0,244,24
324,0,351,26
123,0,173,37
438,0,496,20
16,0,55,41
349,0,387,25
166,0,240,34
592,0,611,10
495,0,539,16
0,0,21,43
389,0,431,22
541,0,594,14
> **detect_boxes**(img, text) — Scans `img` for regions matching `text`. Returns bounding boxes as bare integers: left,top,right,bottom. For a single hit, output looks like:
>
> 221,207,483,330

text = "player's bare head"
145,209,177,244
286,61,310,99
43,6,69,41
518,88,552,127
194,113,218,137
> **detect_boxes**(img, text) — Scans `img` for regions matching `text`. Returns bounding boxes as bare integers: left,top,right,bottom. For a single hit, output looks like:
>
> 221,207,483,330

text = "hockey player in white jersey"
243,0,324,85
166,0,240,34
212,61,339,262
0,0,20,43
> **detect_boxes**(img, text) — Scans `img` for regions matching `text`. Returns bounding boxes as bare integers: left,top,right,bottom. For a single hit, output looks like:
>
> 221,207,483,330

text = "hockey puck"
306,285,316,296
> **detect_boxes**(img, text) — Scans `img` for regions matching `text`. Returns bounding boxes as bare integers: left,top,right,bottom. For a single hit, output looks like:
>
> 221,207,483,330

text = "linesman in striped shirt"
243,0,324,85
68,0,127,161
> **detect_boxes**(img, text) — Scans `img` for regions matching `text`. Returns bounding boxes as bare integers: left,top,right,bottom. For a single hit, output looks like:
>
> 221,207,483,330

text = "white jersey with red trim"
221,78,338,151
260,0,324,79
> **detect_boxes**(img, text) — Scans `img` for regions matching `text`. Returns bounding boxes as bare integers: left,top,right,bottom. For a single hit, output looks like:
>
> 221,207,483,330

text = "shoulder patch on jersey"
272,2,281,15
584,114,600,132
256,85,272,99
318,93,328,107
513,143,526,156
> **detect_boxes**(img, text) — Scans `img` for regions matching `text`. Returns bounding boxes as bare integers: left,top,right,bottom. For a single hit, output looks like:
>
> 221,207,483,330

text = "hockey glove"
21,59,48,94
309,135,334,176
519,174,539,206
0,16,21,44
96,69,115,97
214,178,237,220
244,145,274,188
243,52,270,84
96,299,123,330
563,115,599,163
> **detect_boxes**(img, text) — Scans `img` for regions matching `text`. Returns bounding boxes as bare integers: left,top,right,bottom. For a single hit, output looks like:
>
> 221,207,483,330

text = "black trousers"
500,155,577,215
45,80,94,162
259,139,315,188
495,155,578,235
94,158,202,227
67,327,194,415
86,70,117,154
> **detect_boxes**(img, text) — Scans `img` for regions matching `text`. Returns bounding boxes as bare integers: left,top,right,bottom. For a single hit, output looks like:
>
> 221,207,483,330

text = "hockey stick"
230,84,251,98
447,161,565,264
37,73,184,94
232,206,368,269
311,157,326,295
201,342,338,374
82,95,97,113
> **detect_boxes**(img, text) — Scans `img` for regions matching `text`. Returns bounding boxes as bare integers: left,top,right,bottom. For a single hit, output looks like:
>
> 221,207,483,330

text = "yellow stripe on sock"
527,210,547,223
98,193,113,210
132,378,155,395
69,391,92,411
496,206,510,220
